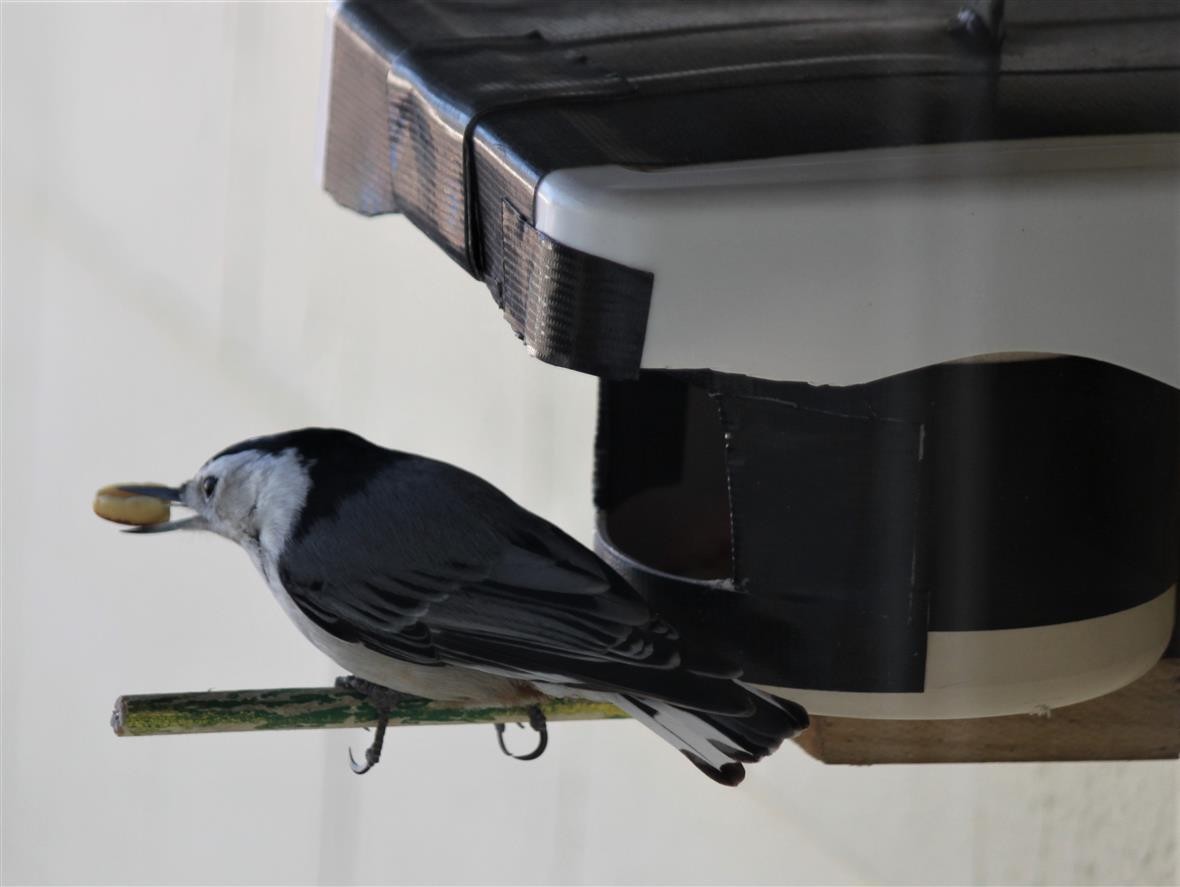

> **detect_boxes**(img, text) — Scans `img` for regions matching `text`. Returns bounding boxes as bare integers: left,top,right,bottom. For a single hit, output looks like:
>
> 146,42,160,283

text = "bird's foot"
335,675,410,775
336,675,411,712
349,714,389,775
494,704,548,762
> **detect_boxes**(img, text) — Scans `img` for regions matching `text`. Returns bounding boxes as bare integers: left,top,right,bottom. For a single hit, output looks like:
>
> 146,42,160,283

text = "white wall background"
2,3,1176,884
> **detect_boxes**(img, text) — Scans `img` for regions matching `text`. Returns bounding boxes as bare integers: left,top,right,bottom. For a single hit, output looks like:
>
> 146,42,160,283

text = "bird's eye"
201,476,218,499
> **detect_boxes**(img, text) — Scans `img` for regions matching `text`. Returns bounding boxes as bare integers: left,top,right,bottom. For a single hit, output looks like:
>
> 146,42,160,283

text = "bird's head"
120,441,311,556
116,430,361,556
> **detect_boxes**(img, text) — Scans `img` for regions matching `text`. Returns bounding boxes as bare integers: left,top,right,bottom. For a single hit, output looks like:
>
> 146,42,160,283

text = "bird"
118,428,808,785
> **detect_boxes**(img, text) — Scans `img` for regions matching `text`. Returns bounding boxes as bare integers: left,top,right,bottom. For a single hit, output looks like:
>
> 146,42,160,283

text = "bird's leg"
335,675,410,775
494,704,549,762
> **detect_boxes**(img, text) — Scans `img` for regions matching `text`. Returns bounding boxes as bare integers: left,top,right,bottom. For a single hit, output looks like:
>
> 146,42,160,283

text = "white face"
183,448,312,559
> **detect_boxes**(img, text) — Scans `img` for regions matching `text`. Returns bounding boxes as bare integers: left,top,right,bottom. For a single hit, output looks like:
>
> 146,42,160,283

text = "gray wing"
278,457,753,710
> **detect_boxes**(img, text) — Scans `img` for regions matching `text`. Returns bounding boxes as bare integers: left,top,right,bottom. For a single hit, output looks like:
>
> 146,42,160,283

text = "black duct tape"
596,358,1179,692
343,2,633,270
499,203,652,378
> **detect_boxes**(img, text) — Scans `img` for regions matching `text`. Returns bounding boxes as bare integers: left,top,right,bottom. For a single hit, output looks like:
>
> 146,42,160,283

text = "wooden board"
794,656,1179,764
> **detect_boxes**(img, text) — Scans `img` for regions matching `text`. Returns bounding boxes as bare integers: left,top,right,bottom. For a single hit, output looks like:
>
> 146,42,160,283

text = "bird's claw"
348,713,389,775
337,675,409,776
494,705,548,761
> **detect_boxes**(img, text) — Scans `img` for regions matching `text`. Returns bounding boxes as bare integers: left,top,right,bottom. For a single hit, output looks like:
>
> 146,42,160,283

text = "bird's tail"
614,686,809,786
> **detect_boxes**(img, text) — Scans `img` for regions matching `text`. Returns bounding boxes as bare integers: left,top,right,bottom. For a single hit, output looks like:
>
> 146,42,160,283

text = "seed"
93,485,171,526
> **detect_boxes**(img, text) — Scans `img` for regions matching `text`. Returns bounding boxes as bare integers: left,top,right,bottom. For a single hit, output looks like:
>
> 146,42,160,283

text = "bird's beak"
115,483,207,534
116,484,184,503
122,516,207,534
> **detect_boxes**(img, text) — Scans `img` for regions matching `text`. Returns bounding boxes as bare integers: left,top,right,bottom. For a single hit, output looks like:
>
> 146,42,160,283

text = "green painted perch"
111,686,627,736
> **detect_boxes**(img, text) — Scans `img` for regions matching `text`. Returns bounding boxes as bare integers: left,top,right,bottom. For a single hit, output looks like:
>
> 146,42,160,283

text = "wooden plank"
794,658,1180,764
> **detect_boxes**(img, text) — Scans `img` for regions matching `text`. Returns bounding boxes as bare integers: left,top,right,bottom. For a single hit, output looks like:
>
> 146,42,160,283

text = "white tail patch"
612,696,742,773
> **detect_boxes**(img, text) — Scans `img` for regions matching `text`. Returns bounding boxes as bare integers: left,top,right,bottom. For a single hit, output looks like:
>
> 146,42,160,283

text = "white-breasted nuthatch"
118,428,807,785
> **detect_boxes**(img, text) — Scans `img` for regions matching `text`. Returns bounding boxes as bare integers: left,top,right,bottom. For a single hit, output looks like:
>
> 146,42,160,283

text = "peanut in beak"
93,485,171,526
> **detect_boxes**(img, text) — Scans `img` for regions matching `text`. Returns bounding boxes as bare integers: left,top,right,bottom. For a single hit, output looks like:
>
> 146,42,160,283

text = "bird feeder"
317,0,1179,741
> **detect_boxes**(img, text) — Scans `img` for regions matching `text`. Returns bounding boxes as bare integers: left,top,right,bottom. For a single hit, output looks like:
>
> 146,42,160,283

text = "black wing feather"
279,453,753,715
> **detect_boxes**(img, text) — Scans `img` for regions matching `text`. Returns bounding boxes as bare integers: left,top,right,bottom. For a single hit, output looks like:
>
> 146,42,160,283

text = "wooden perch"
111,687,627,737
